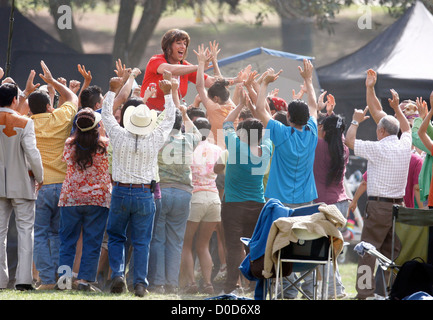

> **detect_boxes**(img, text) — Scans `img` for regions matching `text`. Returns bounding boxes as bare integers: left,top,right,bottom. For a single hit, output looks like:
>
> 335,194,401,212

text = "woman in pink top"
58,108,111,291
180,117,222,294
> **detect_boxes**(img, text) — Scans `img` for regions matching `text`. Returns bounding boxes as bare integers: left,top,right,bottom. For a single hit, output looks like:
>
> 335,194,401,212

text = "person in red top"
141,29,215,111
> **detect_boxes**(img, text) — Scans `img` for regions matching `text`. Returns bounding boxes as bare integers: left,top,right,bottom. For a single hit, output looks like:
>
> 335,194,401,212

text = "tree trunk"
48,0,83,53
112,0,137,66
128,0,168,68
280,15,313,56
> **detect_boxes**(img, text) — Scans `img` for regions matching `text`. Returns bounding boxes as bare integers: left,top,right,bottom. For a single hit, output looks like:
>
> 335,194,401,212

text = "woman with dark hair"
313,112,350,298
220,91,272,295
58,108,111,291
140,29,217,111
180,117,222,294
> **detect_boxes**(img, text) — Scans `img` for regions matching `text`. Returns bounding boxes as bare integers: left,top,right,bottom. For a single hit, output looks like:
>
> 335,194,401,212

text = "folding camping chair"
354,205,433,299
389,205,433,289
269,203,346,300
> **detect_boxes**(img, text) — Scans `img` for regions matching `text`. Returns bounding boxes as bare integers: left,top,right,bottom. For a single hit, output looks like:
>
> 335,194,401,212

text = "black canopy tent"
317,0,433,142
1,6,112,91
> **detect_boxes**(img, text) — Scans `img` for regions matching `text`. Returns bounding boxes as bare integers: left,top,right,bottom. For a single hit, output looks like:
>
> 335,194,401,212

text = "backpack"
390,258,433,300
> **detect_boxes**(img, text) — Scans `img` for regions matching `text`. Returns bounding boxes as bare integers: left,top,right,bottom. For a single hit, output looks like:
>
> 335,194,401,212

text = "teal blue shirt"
223,121,272,203
265,117,318,204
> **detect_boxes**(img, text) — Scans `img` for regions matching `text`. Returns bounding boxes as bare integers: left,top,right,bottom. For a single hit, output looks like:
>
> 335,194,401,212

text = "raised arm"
255,69,282,128
388,89,410,134
365,69,386,124
39,60,78,108
77,64,92,107
16,69,40,115
209,40,222,78
345,106,370,150
418,102,433,154
224,88,247,124
298,59,318,119
194,44,215,108
113,67,142,110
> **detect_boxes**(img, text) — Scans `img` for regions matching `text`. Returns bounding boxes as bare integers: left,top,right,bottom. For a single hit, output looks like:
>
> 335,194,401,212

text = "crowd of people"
0,27,432,300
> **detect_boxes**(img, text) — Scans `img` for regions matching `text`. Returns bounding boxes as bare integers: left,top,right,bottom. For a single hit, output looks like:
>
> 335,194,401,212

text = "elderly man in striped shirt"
345,69,412,300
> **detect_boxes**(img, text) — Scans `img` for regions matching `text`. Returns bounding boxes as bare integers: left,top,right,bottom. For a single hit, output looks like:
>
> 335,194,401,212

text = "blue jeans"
59,205,108,282
107,185,155,287
34,183,62,284
148,188,191,288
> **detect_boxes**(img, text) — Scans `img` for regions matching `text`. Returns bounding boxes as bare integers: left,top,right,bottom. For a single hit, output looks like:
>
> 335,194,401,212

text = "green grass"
0,262,358,300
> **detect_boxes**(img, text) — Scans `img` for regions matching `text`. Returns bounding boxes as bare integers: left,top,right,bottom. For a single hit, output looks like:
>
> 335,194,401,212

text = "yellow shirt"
31,102,77,184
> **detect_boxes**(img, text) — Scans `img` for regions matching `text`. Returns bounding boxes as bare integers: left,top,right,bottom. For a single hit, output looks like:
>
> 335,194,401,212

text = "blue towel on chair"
239,199,293,299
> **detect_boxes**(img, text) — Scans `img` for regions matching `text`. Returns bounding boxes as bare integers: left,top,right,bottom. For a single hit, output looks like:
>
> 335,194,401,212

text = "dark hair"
0,83,18,107
273,110,289,126
187,108,206,121
70,108,107,171
193,117,211,141
207,79,230,103
80,85,103,110
236,118,264,146
287,99,309,126
119,97,143,128
267,97,276,111
173,108,183,131
322,114,347,186
28,90,51,114
239,107,253,121
161,29,190,63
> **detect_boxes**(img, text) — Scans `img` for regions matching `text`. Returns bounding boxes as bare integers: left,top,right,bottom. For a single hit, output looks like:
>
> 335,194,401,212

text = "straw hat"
75,108,102,132
123,104,158,135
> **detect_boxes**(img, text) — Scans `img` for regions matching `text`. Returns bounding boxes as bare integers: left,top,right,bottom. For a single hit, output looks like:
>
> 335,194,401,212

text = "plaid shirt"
354,132,412,198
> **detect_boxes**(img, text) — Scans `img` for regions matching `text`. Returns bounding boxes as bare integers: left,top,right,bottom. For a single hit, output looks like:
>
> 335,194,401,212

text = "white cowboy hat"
123,104,157,135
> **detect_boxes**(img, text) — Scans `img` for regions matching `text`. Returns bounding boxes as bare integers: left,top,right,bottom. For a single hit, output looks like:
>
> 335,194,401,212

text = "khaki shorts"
188,191,221,222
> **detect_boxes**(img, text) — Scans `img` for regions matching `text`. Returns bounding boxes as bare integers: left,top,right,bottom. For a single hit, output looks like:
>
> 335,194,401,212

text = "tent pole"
5,0,15,77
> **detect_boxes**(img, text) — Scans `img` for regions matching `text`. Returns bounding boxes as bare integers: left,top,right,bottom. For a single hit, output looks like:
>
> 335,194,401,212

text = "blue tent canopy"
185,47,321,105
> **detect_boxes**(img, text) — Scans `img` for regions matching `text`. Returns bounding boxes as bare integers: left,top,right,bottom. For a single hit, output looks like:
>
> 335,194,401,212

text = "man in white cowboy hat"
101,75,177,297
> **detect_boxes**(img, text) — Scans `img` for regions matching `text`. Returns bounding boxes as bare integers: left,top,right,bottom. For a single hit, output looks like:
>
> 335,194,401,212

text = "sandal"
183,283,198,294
202,283,214,294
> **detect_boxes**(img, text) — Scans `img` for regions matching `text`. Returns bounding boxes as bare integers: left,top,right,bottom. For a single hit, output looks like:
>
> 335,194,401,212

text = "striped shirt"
101,91,175,184
354,132,412,198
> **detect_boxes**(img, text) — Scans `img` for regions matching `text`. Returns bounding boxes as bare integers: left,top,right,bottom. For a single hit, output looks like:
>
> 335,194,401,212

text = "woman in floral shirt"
58,108,111,290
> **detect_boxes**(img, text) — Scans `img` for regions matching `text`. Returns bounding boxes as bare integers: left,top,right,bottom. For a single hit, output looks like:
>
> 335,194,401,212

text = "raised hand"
353,106,370,124
78,64,92,84
416,97,427,120
109,77,123,93
159,79,172,95
365,69,377,88
326,94,336,115
388,89,400,111
193,44,210,64
131,67,142,79
293,82,307,100
39,60,55,84
298,59,313,81
114,58,127,78
263,68,282,85
209,40,221,60
69,80,81,94
24,70,41,96
0,67,3,80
